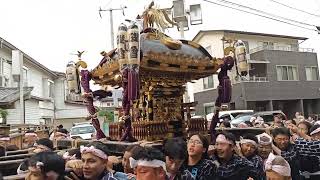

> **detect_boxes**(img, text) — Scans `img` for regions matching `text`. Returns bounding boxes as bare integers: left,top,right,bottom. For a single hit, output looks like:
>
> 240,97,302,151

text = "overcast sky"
0,0,319,72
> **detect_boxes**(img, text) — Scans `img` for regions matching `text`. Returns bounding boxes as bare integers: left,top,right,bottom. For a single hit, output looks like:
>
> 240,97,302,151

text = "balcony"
66,93,83,102
250,45,315,54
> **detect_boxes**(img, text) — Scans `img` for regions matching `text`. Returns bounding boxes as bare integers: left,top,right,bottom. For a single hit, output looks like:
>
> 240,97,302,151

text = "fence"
250,45,315,54
0,124,51,149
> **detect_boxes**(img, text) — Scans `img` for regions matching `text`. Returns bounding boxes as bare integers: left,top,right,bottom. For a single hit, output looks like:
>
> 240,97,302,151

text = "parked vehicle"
230,114,254,127
206,110,254,121
70,123,96,140
206,110,254,128
252,110,287,125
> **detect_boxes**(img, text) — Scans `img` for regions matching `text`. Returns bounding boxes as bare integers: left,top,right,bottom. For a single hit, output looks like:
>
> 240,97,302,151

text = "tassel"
218,77,231,104
128,69,139,101
211,56,234,144
80,69,106,139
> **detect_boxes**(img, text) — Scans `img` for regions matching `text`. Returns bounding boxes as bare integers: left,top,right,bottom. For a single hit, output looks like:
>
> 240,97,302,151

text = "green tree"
0,108,8,124
97,108,114,123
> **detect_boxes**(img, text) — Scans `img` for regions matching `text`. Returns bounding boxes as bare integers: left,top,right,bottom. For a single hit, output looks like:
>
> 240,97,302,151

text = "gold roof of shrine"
91,31,223,86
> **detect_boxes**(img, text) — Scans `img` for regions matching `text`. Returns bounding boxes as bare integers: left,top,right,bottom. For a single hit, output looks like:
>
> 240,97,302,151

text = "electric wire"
214,0,317,27
268,0,320,18
202,0,318,32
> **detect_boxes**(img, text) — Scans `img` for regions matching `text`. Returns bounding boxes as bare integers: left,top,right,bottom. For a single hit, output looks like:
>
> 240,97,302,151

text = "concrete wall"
248,50,320,101
193,81,247,116
193,89,216,116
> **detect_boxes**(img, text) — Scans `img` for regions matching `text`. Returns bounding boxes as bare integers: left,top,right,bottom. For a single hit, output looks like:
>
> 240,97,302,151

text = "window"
48,80,54,98
205,45,212,55
70,126,95,135
243,41,250,54
263,42,274,49
276,65,298,81
204,106,214,115
23,67,28,86
290,44,298,51
305,67,319,81
3,77,9,87
0,58,4,75
203,75,214,89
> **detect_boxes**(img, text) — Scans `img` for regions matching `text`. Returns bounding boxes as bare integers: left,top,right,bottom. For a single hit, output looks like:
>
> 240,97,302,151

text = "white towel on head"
265,153,291,177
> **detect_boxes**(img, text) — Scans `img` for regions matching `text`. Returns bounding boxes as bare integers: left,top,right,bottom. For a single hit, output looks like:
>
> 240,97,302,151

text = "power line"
214,0,318,28
202,0,318,32
268,0,320,18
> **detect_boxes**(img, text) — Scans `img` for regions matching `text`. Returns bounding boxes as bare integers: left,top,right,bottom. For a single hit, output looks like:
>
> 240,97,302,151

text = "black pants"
300,175,320,180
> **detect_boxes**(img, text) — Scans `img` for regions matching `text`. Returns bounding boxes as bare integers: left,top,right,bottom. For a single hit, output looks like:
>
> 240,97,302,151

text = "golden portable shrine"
68,2,247,142
93,26,218,141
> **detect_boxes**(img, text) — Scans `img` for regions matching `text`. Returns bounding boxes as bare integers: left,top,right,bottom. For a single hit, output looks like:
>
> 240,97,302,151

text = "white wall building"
0,37,87,127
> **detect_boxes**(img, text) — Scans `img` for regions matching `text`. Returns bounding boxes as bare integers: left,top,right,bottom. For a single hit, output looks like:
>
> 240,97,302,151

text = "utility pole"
172,0,202,103
109,10,114,49
179,22,185,39
99,6,127,49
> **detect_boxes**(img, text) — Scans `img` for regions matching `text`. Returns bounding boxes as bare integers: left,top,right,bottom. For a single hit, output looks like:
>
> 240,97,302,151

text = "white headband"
0,137,10,141
55,132,68,137
63,152,77,160
216,134,233,145
129,157,166,172
310,127,320,136
25,133,38,137
265,153,291,177
80,145,108,159
240,137,257,147
256,133,272,145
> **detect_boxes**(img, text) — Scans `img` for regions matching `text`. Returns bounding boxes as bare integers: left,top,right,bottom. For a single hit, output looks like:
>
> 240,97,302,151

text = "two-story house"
190,30,320,118
0,37,88,127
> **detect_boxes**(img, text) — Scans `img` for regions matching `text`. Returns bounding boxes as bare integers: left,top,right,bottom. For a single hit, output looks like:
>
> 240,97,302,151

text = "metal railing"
247,76,268,82
234,76,268,83
250,45,315,54
66,93,83,102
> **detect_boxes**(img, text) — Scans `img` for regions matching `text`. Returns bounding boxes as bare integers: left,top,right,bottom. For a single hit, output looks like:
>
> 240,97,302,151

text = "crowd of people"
0,113,320,180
